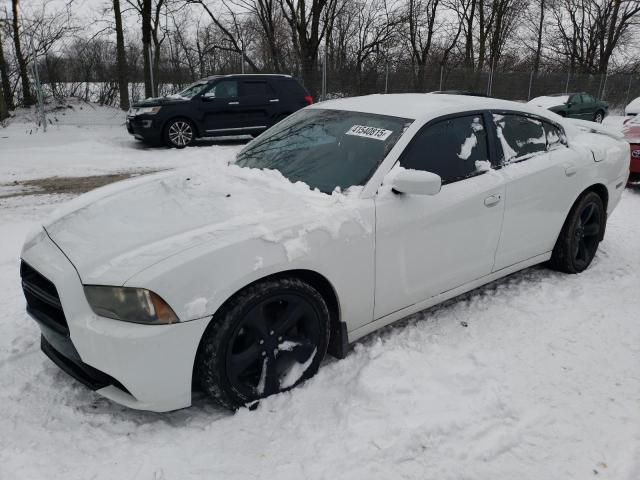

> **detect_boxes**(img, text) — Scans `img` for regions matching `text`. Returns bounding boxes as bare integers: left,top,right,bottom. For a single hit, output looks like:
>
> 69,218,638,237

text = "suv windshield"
175,81,210,99
235,109,412,193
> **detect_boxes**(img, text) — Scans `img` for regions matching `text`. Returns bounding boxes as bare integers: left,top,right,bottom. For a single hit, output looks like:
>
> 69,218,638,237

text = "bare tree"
279,0,340,97
113,0,130,109
11,0,34,106
0,21,14,110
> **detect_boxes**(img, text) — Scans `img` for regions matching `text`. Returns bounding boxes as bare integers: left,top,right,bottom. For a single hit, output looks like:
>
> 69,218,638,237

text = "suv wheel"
164,118,195,148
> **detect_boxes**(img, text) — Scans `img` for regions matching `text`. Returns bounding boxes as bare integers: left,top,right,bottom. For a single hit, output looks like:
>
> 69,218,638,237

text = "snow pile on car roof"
527,95,569,109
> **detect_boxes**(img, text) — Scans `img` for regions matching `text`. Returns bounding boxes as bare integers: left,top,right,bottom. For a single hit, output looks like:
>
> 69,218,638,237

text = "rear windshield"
235,109,412,193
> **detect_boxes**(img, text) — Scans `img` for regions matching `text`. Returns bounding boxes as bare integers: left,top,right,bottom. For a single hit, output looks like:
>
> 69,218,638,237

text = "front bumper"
126,115,163,143
21,231,210,412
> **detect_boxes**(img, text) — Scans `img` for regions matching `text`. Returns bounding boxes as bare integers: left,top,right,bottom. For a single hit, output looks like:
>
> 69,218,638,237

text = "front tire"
549,192,605,273
195,278,330,409
164,118,195,148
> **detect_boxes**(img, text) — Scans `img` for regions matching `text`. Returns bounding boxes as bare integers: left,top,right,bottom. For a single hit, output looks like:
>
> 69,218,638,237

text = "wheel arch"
197,268,348,364
569,183,609,241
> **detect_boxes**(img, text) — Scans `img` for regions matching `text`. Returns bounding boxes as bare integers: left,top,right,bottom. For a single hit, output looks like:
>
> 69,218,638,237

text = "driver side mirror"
391,169,442,196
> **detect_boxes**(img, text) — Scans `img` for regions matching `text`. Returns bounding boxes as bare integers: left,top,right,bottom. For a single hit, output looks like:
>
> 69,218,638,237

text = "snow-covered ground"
1,106,639,480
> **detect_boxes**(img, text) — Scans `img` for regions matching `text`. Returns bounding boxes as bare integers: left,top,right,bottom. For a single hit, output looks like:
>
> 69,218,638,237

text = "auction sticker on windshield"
346,125,393,141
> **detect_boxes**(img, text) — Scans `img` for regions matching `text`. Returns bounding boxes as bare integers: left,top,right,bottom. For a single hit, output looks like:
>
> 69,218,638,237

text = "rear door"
374,112,506,319
491,112,583,270
238,79,279,132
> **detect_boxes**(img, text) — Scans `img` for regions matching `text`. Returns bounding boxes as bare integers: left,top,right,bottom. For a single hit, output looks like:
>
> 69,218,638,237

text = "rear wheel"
593,110,604,123
195,277,330,409
164,118,195,148
549,191,605,273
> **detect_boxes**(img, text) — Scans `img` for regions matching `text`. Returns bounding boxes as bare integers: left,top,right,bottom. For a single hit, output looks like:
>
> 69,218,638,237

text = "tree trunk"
113,0,130,110
0,83,8,121
12,0,34,106
0,29,14,110
142,0,153,98
532,0,544,75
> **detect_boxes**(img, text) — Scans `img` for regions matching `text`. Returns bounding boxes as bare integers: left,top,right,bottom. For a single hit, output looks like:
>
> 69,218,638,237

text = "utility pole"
147,43,155,97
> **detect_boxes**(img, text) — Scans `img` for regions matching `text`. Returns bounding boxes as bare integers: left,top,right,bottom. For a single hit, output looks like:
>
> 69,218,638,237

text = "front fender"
124,203,376,335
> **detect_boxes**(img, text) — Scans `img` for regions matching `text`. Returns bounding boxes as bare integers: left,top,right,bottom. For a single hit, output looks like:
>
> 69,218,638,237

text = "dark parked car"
126,74,313,148
527,92,608,123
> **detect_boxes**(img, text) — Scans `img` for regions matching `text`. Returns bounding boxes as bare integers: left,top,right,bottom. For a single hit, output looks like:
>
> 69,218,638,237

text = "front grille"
21,261,69,335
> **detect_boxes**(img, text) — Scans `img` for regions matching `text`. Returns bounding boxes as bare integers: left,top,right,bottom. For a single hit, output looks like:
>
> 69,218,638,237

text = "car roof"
310,93,555,121
203,74,292,82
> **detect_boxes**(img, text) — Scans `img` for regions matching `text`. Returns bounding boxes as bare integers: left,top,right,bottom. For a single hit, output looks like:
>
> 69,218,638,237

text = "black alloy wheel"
572,200,602,271
549,191,605,273
195,278,329,409
165,119,194,148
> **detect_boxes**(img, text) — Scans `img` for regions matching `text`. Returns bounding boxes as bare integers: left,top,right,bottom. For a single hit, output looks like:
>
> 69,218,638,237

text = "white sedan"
21,94,630,411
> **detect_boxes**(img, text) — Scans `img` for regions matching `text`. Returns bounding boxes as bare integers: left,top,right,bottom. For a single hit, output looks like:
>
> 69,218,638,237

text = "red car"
622,117,640,185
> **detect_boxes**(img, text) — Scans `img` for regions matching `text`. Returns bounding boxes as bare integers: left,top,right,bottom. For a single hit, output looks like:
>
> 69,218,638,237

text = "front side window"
570,94,582,105
204,80,238,99
235,109,411,193
582,94,594,103
494,114,546,164
399,115,490,185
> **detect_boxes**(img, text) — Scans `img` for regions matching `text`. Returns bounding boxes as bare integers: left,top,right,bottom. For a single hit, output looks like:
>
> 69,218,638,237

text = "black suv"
126,74,313,148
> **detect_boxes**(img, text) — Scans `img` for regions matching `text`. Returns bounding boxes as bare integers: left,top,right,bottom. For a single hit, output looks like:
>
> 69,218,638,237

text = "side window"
242,81,275,97
205,80,238,99
493,114,546,164
543,121,568,150
583,94,594,103
400,115,490,185
570,95,582,105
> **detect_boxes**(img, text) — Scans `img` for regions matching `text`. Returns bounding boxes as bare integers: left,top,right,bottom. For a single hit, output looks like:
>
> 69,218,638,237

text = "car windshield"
175,81,209,99
235,109,412,193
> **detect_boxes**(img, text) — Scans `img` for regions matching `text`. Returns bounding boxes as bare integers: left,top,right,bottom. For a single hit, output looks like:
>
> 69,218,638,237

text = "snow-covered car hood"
527,95,569,110
42,162,363,285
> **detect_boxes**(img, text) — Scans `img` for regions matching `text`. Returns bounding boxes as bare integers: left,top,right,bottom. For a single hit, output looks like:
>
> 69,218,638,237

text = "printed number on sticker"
346,125,393,141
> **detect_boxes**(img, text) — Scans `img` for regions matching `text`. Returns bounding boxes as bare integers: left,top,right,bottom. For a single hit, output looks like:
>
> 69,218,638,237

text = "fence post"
384,60,389,94
321,42,327,101
564,69,570,94
439,62,444,91
527,70,534,100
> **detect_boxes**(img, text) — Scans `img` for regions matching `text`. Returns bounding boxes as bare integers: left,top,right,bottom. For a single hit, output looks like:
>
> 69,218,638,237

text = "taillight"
304,95,313,105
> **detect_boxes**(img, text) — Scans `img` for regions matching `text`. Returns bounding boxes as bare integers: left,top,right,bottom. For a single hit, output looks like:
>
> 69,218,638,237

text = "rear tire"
195,277,330,410
549,191,605,273
593,110,604,123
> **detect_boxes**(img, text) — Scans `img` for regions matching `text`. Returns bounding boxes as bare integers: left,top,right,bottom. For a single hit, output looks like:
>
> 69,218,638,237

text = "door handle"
565,166,577,177
269,99,280,103
484,194,502,207
228,101,239,105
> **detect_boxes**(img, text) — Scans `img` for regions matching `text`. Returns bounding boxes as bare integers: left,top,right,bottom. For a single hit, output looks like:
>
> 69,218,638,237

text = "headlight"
136,106,162,115
84,286,178,324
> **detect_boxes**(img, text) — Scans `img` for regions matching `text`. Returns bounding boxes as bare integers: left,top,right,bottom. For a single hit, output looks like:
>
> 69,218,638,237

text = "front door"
374,113,505,319
198,79,242,134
